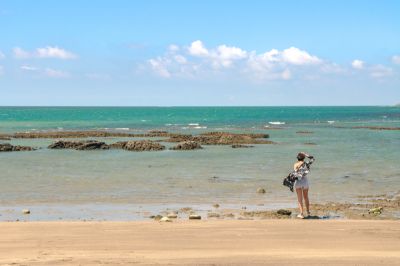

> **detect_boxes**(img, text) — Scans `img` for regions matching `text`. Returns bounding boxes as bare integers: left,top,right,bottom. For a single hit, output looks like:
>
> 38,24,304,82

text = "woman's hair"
297,152,306,161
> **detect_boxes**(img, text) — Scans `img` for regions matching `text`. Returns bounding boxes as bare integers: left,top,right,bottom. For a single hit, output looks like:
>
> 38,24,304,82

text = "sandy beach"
1,220,399,265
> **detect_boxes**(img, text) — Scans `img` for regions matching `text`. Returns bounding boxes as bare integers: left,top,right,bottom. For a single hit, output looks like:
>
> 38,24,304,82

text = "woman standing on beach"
293,152,315,219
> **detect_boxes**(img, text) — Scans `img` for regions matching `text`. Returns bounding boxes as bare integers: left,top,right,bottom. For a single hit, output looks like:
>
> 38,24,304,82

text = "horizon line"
0,105,398,108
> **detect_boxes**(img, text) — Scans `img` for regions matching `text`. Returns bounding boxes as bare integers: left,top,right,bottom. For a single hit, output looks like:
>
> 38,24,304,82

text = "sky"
0,0,399,106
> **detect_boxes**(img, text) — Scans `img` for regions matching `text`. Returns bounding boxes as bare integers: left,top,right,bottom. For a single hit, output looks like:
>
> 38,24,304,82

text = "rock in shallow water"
22,209,30,214
231,144,254,148
0,143,35,152
48,140,109,150
110,140,165,151
170,141,202,150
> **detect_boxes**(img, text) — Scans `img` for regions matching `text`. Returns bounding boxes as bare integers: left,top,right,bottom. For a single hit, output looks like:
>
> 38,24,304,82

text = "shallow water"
1,107,399,220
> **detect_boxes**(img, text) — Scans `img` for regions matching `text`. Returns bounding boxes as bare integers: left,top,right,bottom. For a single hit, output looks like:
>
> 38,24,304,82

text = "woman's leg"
296,188,304,215
303,188,310,215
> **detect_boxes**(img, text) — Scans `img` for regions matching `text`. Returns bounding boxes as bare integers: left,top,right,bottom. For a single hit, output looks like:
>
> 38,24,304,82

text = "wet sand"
1,220,399,265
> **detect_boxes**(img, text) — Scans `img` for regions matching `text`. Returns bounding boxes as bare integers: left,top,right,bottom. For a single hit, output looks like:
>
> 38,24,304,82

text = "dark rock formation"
10,130,176,139
231,144,254,148
163,132,274,145
277,209,292,216
296,131,314,134
0,135,11,140
48,140,109,150
170,141,202,150
124,140,165,151
0,143,35,152
110,140,165,151
335,126,400,131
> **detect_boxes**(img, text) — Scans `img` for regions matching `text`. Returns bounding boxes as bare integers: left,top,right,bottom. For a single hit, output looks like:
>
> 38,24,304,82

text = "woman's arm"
305,154,315,167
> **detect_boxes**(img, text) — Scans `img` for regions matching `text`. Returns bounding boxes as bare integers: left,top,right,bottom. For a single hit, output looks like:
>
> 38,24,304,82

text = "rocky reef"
0,143,35,152
48,140,109,150
112,140,166,151
163,131,273,145
10,130,174,139
170,141,203,150
48,139,165,151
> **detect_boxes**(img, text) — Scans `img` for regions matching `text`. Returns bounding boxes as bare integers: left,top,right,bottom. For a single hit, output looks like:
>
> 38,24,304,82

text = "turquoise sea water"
0,106,399,221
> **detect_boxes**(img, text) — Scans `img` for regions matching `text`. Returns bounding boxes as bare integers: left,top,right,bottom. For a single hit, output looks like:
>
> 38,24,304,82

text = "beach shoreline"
2,219,399,265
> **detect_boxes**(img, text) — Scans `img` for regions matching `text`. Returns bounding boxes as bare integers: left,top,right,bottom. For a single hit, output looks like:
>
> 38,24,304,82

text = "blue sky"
0,0,399,106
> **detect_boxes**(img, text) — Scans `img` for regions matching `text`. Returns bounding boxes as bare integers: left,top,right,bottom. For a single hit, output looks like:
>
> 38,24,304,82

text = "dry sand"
1,220,399,265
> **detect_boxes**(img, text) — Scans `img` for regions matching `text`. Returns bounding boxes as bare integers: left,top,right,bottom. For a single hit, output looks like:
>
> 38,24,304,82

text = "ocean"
1,106,399,220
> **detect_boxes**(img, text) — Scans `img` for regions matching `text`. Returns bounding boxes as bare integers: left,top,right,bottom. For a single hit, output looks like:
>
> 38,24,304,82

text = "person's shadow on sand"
304,215,321,219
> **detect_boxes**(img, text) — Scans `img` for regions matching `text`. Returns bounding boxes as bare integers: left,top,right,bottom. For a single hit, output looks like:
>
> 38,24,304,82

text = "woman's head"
297,152,306,161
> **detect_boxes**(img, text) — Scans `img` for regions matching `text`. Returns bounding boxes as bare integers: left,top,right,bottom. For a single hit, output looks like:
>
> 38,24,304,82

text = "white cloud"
174,55,187,64
148,57,171,78
281,47,321,65
392,55,400,65
188,40,209,57
36,46,76,59
20,65,38,71
370,65,393,78
145,40,397,82
168,44,180,52
13,46,77,59
13,47,31,59
351,59,364,69
0,51,5,59
44,68,70,78
213,45,247,67
149,41,322,79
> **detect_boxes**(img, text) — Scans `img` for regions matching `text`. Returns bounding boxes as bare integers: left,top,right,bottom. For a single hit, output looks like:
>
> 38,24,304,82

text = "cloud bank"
145,40,396,82
13,46,77,59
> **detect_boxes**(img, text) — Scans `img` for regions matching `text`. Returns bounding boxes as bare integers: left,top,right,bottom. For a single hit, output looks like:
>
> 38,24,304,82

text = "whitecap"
188,123,200,126
115,128,130,131
193,126,207,129
327,121,335,124
268,121,285,125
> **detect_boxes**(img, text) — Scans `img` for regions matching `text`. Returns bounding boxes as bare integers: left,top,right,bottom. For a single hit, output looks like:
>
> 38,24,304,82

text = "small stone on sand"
257,187,266,193
277,209,292,216
160,217,172,222
189,214,201,220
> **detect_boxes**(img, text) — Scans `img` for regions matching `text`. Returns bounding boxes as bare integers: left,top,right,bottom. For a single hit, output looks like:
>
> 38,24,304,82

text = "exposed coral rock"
296,131,314,134
48,140,109,150
0,143,35,152
111,140,165,151
231,144,254,148
277,209,292,216
164,132,273,145
11,130,176,139
170,141,202,150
